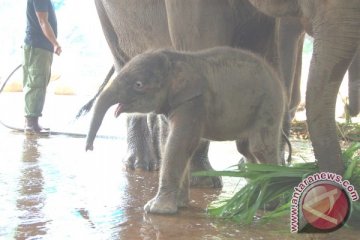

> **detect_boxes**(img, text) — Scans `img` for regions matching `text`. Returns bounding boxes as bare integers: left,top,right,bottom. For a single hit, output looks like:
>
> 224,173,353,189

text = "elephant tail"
76,65,115,118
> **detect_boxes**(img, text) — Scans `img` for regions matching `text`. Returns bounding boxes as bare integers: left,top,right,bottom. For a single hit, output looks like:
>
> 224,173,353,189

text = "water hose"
0,64,22,93
0,64,118,139
0,64,23,131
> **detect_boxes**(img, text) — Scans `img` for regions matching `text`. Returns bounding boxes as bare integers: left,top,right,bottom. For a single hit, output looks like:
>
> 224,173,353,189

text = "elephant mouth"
114,103,124,118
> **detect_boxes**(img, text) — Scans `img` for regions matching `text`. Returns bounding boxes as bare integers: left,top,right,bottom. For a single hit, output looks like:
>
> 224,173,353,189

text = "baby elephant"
86,47,286,214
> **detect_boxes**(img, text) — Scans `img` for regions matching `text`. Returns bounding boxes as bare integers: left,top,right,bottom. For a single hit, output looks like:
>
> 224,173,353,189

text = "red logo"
301,183,350,232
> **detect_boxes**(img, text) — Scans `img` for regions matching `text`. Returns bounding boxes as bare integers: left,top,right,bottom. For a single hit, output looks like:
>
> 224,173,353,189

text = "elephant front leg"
144,103,203,214
144,169,191,214
156,115,222,188
306,38,358,174
306,64,345,174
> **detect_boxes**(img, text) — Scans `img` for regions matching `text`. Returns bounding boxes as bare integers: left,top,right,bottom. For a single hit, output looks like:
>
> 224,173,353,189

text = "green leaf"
202,143,360,226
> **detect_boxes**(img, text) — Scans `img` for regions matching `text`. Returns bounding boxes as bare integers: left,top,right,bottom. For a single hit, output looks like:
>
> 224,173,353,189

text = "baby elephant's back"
200,47,285,134
203,47,283,108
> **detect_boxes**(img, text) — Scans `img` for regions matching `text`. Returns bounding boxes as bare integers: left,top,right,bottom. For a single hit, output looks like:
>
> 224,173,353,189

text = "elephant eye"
134,81,144,91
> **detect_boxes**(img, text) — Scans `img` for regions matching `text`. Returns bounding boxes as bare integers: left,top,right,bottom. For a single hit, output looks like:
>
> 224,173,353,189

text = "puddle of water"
0,94,359,239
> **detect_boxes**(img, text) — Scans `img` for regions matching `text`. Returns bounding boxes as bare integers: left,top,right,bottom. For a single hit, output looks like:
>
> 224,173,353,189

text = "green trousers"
23,45,53,117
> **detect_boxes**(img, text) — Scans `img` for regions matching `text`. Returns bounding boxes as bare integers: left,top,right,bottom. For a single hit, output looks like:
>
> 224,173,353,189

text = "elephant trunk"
86,88,118,151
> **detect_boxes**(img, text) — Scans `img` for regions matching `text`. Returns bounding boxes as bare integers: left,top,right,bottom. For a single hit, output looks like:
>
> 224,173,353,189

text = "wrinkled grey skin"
278,17,360,118
95,0,222,187
94,0,169,170
94,0,285,188
277,17,305,118
86,47,286,214
249,0,360,174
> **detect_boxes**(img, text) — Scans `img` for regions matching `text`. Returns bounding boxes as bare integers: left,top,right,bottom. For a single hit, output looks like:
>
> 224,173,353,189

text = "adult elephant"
163,0,291,169
249,0,360,174
91,0,285,184
277,17,360,118
94,0,171,171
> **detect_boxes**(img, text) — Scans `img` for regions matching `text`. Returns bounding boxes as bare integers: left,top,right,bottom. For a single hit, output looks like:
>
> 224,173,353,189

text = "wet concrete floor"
0,93,359,239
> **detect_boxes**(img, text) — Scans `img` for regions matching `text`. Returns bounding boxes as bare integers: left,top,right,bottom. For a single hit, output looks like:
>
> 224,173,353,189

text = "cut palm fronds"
193,143,360,225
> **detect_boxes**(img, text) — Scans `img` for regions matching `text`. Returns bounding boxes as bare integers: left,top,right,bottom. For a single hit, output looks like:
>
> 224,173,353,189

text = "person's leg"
23,46,53,133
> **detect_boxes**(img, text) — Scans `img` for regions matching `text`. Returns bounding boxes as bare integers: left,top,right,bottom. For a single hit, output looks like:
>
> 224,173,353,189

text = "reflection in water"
75,208,96,229
0,130,358,239
15,135,48,239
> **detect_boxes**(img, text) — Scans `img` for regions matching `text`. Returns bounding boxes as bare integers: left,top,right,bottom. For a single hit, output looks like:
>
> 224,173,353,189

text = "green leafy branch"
193,143,360,225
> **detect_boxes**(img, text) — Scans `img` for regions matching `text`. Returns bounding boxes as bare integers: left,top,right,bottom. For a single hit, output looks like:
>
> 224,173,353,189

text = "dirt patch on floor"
291,120,360,149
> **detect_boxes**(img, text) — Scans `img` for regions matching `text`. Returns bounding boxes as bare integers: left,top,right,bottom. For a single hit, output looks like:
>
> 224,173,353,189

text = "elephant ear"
168,61,205,109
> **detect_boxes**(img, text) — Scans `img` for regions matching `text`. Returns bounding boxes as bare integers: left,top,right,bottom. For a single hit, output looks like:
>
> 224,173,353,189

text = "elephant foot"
144,191,179,214
190,175,222,188
123,152,160,171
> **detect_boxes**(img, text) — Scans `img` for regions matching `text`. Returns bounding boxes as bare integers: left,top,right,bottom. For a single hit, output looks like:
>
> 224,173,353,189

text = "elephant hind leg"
289,34,305,119
277,17,305,119
281,108,292,165
236,127,281,165
248,126,282,165
236,138,258,164
348,49,360,117
190,140,223,188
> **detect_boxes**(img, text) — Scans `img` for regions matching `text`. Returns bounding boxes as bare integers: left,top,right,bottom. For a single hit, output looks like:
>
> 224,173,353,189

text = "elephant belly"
202,129,245,142
202,113,256,141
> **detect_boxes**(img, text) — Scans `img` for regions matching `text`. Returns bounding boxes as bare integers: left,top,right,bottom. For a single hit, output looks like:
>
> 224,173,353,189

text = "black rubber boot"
24,117,50,135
